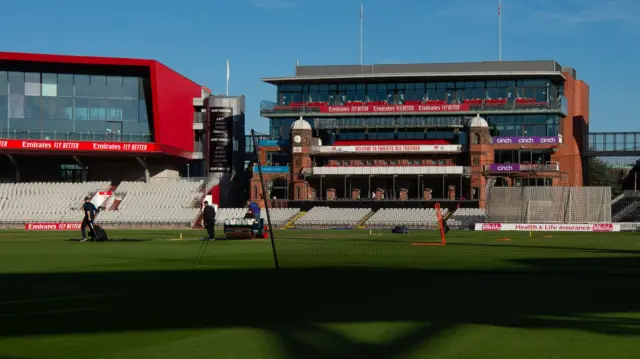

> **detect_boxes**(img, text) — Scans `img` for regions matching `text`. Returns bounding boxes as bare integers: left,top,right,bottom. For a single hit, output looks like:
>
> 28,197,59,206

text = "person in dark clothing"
246,200,261,221
80,197,97,242
202,201,216,240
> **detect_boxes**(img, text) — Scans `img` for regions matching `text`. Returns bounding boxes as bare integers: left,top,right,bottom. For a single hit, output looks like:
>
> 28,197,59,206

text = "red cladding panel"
151,63,202,153
0,52,154,67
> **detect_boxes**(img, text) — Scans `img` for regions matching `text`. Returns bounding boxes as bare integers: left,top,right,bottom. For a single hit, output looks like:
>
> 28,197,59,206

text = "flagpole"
359,4,363,65
498,0,502,61
225,60,229,96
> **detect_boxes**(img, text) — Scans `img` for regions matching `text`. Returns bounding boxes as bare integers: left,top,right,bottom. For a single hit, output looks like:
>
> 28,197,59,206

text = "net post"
527,187,532,237
434,202,446,245
251,129,280,270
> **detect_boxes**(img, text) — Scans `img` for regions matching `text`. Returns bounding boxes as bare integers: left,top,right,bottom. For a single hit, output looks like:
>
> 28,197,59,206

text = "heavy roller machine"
223,215,269,240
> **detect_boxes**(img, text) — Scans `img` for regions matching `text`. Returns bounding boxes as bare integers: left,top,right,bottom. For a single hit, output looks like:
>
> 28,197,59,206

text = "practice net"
251,154,640,275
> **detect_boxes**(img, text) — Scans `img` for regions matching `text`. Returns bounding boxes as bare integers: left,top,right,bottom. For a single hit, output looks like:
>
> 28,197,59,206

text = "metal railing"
0,129,152,143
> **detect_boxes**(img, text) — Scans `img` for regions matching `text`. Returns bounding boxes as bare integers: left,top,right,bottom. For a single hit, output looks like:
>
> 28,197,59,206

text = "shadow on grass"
1,256,639,358
448,242,640,256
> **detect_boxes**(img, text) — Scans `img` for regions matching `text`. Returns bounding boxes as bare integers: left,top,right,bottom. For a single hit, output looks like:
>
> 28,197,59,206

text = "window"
106,76,123,98
42,97,73,121
138,100,148,123
90,75,107,98
24,73,41,96
122,77,139,99
24,96,40,120
8,72,25,94
42,73,58,97
74,75,90,97
0,95,7,119
0,71,7,95
58,74,74,97
8,95,25,119
75,98,90,121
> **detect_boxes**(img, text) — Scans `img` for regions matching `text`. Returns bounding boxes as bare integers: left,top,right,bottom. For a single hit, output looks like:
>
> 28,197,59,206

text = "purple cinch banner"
488,164,521,172
491,136,561,144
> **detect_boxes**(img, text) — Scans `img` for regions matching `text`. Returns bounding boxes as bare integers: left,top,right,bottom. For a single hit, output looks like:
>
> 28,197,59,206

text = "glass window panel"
106,99,123,121
8,95,25,119
9,72,25,94
75,98,90,121
75,75,90,97
0,71,7,95
90,75,107,98
57,74,74,97
0,95,7,119
59,97,73,120
106,76,123,98
535,86,548,102
520,150,532,163
25,96,41,120
24,73,41,96
90,98,108,121
42,97,73,120
42,73,58,97
138,100,148,123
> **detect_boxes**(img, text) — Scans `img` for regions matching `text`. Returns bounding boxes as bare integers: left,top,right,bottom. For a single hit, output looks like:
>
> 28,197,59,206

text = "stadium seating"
364,208,448,228
97,180,204,227
215,208,300,227
0,181,110,224
446,208,486,229
294,207,370,228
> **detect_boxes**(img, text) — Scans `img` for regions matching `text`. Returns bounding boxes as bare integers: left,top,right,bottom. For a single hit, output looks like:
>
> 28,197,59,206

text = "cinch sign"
491,136,563,145
488,164,521,172
25,223,82,230
474,223,620,232
0,140,160,153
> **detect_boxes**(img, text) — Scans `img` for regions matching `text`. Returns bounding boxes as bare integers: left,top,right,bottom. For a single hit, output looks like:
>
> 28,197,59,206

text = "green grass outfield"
0,229,639,359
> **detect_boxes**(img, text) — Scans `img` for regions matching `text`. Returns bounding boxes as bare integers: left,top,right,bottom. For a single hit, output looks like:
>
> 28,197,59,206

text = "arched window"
472,133,480,144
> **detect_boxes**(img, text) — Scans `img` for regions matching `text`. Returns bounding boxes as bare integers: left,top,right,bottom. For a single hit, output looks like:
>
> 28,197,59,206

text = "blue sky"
0,0,638,134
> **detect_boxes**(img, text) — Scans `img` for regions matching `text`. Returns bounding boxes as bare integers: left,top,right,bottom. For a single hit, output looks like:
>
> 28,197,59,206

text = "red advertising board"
25,223,82,230
320,103,471,113
0,139,160,153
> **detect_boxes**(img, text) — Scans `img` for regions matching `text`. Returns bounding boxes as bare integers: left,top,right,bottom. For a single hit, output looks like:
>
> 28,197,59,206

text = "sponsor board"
25,223,82,230
321,103,471,113
312,144,462,154
491,136,563,145
0,140,159,152
475,223,620,232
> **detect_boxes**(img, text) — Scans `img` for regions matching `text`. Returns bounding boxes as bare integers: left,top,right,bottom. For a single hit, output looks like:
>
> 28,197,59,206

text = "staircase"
356,210,377,228
284,211,306,229
109,199,122,211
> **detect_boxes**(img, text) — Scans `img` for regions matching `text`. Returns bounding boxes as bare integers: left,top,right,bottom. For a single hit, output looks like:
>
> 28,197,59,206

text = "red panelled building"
255,61,589,207
0,52,247,207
